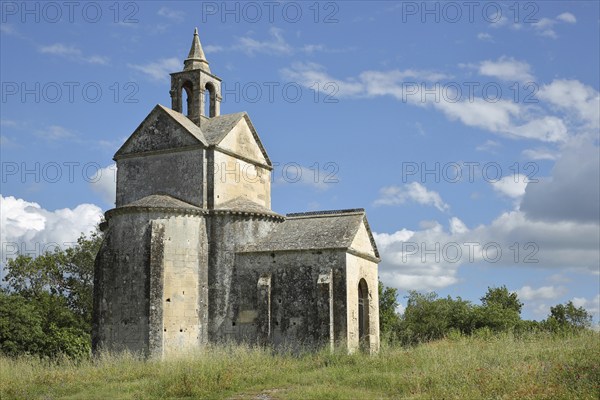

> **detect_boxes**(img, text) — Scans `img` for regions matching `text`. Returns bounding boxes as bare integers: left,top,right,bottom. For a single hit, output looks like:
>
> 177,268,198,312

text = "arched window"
358,279,369,347
205,82,216,117
181,81,193,117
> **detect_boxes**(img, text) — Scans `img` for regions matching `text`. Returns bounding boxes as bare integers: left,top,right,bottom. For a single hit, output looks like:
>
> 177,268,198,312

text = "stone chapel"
92,29,381,358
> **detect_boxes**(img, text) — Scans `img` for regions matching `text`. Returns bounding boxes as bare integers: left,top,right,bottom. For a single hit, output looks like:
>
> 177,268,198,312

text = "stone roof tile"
240,209,372,253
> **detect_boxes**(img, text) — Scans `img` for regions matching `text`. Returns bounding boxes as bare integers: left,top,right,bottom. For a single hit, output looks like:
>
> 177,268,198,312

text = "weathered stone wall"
93,211,156,355
212,151,271,209
232,250,348,350
116,148,204,207
93,211,208,358
206,214,280,340
345,253,380,353
155,216,208,357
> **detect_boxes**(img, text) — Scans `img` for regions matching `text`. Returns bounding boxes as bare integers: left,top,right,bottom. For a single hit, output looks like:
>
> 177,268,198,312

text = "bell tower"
169,28,222,126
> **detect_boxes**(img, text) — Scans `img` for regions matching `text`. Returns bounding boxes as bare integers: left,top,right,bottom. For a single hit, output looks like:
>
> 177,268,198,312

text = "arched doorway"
358,279,369,347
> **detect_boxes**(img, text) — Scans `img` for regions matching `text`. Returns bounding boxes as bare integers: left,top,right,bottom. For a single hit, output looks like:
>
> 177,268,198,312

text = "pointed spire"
184,27,210,72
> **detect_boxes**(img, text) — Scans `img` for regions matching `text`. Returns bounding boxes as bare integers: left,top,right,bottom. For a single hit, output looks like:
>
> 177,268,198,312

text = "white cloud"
204,44,225,54
0,195,103,262
477,32,493,41
274,165,335,191
282,62,451,100
509,116,568,143
449,217,468,234
572,294,600,320
556,12,577,24
532,18,558,38
434,98,520,134
478,56,534,82
521,147,559,161
538,80,600,128
236,27,293,56
374,140,600,292
374,182,449,212
89,164,117,206
157,7,185,21
532,13,576,38
128,57,180,81
39,43,109,65
214,28,345,57
375,208,599,292
374,221,460,292
517,285,567,301
491,175,530,200
476,140,501,152
34,125,76,141
40,43,81,56
283,63,586,144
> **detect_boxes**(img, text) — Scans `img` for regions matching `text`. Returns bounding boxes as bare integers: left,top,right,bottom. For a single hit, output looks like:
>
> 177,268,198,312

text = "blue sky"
1,1,599,323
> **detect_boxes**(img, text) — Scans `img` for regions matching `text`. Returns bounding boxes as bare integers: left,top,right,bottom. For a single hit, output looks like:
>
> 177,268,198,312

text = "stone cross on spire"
184,27,210,72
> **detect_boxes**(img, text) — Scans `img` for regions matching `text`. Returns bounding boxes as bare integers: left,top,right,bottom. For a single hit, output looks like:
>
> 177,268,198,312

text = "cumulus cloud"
375,208,599,292
374,183,449,212
375,140,599,292
538,80,600,128
521,140,600,223
517,285,567,301
491,174,529,199
375,139,600,291
89,164,117,206
1,195,103,262
572,294,600,319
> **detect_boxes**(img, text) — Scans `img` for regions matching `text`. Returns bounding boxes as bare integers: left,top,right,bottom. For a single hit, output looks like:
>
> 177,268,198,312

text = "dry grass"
1,331,598,399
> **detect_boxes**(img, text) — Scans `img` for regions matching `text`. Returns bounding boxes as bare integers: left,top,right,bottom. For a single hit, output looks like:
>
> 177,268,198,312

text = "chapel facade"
92,29,381,358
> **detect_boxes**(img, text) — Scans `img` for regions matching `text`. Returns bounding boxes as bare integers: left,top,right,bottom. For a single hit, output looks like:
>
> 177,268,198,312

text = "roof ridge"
286,208,365,218
158,104,209,143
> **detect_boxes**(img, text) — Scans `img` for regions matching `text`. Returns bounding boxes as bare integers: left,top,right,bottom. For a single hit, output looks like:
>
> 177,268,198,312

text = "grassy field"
1,331,598,399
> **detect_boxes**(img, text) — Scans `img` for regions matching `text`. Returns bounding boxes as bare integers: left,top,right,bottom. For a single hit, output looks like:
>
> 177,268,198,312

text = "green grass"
1,331,598,399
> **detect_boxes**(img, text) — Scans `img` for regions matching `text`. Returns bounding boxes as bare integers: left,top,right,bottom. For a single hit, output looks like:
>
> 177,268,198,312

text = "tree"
1,229,103,358
546,301,592,331
378,281,401,339
4,230,102,327
475,286,523,332
480,286,523,314
399,291,475,345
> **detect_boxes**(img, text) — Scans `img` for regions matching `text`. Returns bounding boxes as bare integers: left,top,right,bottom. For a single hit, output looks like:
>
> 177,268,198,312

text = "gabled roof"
114,104,207,159
202,112,272,166
115,106,272,166
202,112,246,144
159,105,207,144
239,209,380,260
